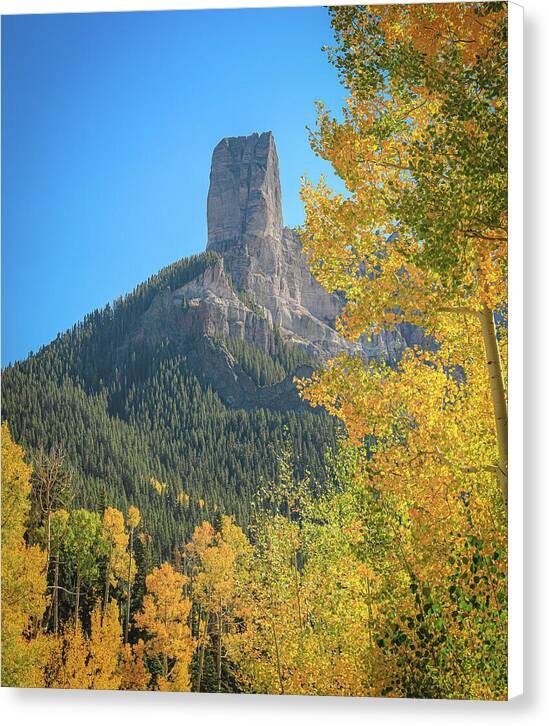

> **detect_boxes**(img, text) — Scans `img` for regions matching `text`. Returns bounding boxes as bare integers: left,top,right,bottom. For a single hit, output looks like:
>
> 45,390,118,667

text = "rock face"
135,131,418,408
202,130,412,361
207,132,283,257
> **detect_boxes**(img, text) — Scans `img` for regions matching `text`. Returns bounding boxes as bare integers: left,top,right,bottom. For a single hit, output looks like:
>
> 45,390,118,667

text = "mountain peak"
200,131,414,362
206,131,283,254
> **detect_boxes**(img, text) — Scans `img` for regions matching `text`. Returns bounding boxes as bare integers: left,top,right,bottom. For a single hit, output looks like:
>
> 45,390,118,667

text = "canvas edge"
507,0,524,702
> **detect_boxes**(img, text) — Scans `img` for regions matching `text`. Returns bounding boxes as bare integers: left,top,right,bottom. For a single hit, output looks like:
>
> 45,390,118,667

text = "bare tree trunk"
217,603,223,692
269,615,284,695
54,555,60,635
124,528,134,643
196,604,201,642
479,305,508,511
196,610,210,693
75,569,81,623
292,553,303,631
103,548,112,619
45,507,52,573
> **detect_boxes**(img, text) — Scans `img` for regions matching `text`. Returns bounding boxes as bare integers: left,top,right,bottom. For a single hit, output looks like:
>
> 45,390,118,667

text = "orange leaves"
136,562,191,649
375,2,506,66
342,519,366,546
50,621,91,689
190,516,251,614
119,639,151,691
88,600,123,689
187,520,215,560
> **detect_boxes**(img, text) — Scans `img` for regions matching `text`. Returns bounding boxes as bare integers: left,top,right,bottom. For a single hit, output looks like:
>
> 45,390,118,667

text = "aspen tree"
124,505,141,643
300,2,508,508
134,562,194,691
101,507,129,617
1,423,49,687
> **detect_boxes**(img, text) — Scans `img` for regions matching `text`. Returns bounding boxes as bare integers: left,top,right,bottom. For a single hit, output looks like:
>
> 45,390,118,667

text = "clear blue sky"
1,7,346,365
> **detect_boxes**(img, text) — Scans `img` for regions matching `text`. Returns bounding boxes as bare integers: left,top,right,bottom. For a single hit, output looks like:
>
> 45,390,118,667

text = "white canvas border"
0,0,527,15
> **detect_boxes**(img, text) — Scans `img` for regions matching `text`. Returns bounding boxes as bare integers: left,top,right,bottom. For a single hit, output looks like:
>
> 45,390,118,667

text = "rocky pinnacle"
207,131,283,251
139,132,417,390
201,131,415,361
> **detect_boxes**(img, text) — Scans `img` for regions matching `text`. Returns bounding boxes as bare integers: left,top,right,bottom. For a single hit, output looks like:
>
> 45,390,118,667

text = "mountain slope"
1,131,416,557
1,248,337,557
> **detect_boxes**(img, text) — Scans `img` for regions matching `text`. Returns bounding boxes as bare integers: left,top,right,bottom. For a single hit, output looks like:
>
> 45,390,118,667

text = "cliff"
139,131,415,371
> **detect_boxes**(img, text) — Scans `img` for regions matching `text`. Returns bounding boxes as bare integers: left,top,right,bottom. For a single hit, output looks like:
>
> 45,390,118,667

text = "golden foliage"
149,477,166,495
290,2,509,698
134,562,194,691
102,507,130,590
127,505,141,530
119,639,151,691
88,600,123,689
1,422,49,687
48,601,123,690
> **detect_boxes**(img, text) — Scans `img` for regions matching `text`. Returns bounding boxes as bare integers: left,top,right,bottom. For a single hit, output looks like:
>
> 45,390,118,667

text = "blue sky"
1,7,346,364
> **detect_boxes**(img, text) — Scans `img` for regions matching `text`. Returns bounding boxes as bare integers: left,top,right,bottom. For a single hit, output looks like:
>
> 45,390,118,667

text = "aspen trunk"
196,610,210,692
366,577,374,648
269,615,284,695
216,604,222,692
479,305,508,511
75,569,81,623
103,546,112,618
45,507,52,573
124,527,134,644
54,555,60,635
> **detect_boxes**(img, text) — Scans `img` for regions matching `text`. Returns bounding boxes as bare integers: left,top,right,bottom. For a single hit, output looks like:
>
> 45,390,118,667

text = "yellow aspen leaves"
134,562,194,691
149,477,166,495
127,505,141,530
1,423,49,688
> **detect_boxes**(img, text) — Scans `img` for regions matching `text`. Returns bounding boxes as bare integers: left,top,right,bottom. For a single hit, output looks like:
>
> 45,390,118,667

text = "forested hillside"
2,251,338,558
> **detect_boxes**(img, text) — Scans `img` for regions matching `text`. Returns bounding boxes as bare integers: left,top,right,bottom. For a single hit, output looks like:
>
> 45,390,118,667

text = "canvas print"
1,2,510,699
